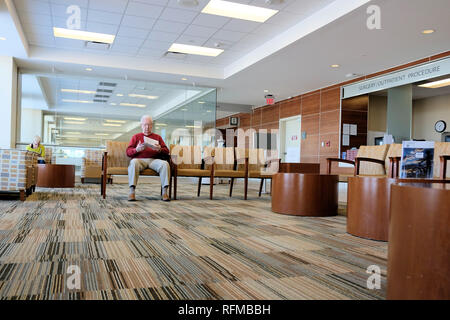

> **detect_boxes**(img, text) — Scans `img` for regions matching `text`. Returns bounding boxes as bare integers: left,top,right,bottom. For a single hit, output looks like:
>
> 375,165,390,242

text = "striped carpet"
0,179,387,300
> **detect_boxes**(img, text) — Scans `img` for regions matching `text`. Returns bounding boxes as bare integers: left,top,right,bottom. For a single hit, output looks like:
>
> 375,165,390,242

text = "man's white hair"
140,115,153,123
33,135,41,143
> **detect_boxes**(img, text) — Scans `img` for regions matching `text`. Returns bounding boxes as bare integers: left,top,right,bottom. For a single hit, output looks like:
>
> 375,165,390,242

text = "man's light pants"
128,158,170,189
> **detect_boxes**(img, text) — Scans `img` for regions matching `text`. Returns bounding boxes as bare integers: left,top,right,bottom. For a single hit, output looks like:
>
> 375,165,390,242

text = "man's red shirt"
126,132,169,159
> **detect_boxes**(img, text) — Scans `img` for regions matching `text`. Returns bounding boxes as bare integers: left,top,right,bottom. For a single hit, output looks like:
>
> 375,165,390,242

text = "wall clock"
435,120,447,133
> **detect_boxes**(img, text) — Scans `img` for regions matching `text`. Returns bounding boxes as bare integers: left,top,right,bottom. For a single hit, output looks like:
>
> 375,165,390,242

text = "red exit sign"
265,94,275,105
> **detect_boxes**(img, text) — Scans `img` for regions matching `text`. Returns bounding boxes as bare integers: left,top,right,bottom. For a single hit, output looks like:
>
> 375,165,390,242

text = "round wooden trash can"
347,177,396,241
37,164,75,188
271,173,338,216
387,183,450,300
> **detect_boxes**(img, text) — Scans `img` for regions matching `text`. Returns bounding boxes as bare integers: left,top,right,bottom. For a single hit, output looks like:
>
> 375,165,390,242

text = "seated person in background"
126,115,170,202
26,135,46,163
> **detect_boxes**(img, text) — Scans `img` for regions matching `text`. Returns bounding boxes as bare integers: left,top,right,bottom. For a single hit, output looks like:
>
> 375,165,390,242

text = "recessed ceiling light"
155,123,167,126
0,37,6,41
65,132,81,135
198,101,205,104
422,29,435,34
418,78,450,89
264,90,269,93
331,64,340,68
103,123,122,127
63,117,87,121
116,93,124,96
62,99,93,104
61,89,96,94
181,108,188,111
105,119,126,123
128,94,159,100
110,103,117,106
95,133,109,136
169,43,223,57
85,68,93,71
120,103,146,108
202,0,278,23
53,27,115,44
181,78,188,81
206,110,212,113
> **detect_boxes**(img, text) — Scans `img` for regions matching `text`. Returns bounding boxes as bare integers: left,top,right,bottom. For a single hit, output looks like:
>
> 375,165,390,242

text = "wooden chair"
234,148,280,198
212,147,248,200
101,141,172,199
170,145,214,200
81,149,111,184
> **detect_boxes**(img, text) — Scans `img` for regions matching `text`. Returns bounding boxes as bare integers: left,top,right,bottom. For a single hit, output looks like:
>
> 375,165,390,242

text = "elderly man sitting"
126,115,170,201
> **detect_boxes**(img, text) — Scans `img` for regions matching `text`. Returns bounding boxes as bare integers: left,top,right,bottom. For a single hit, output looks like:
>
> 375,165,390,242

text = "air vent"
177,0,199,7
97,89,113,93
95,94,110,98
85,41,111,50
93,99,107,103
164,51,187,60
99,82,117,87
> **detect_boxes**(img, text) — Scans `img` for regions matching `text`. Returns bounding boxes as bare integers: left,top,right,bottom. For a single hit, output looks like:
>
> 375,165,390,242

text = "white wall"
413,94,450,141
0,56,17,148
20,108,42,144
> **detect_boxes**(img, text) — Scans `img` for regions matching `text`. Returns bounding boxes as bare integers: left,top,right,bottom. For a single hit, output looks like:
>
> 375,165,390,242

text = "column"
0,56,18,148
387,84,412,142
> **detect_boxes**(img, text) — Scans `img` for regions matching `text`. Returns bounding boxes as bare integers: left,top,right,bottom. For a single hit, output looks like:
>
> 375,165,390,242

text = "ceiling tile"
137,47,167,58
191,13,230,28
166,0,210,11
88,0,129,14
183,25,218,38
125,2,165,19
142,39,172,50
85,21,119,34
49,0,89,7
203,38,234,50
17,12,53,27
50,3,88,18
121,15,156,29
222,19,261,33
148,30,180,42
113,36,145,47
14,0,52,15
117,26,150,39
87,9,123,25
175,34,209,46
159,7,199,24
152,20,189,33
213,29,247,42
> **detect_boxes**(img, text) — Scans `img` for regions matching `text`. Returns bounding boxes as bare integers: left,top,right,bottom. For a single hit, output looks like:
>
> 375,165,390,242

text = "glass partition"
17,71,216,174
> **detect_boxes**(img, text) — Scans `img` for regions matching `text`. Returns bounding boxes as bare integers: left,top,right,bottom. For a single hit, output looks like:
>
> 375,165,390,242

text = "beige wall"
368,93,450,142
368,95,387,132
0,56,18,148
413,94,450,141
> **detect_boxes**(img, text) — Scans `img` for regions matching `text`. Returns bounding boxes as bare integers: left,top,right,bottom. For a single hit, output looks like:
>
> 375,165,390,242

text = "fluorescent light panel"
62,99,93,104
120,103,146,108
103,123,122,127
169,43,223,57
128,94,159,100
95,133,109,136
53,27,115,44
64,121,86,125
61,89,96,94
105,119,126,123
418,78,450,89
201,0,278,23
64,117,86,121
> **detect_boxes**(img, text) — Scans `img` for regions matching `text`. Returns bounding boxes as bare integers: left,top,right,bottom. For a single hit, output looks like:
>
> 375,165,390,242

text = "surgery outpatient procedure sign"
342,57,450,99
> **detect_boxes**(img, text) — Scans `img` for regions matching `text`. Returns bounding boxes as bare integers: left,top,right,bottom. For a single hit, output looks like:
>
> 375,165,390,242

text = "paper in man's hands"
144,137,160,150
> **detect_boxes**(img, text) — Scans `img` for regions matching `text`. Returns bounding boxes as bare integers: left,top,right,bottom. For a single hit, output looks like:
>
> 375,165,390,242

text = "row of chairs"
170,145,279,200
100,141,279,200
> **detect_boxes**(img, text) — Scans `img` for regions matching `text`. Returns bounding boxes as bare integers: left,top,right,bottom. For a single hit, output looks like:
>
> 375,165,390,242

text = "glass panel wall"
17,71,216,174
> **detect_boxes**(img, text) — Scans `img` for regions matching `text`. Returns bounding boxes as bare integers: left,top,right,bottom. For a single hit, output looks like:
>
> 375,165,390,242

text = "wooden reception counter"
37,164,75,188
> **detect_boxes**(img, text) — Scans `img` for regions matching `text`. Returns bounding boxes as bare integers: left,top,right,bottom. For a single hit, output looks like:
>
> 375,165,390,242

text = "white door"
280,116,301,163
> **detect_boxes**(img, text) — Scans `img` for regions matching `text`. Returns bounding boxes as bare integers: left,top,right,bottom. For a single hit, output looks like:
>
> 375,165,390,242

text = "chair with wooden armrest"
355,144,403,178
212,147,248,200
327,144,390,181
101,141,171,199
170,145,214,200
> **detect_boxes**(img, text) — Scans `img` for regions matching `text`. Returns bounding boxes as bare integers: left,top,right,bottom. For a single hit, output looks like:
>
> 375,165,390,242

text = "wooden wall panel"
301,114,320,135
319,133,340,156
301,135,319,156
239,113,251,128
320,110,340,135
261,105,279,124
280,98,301,119
321,88,340,112
252,109,262,127
301,93,320,115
